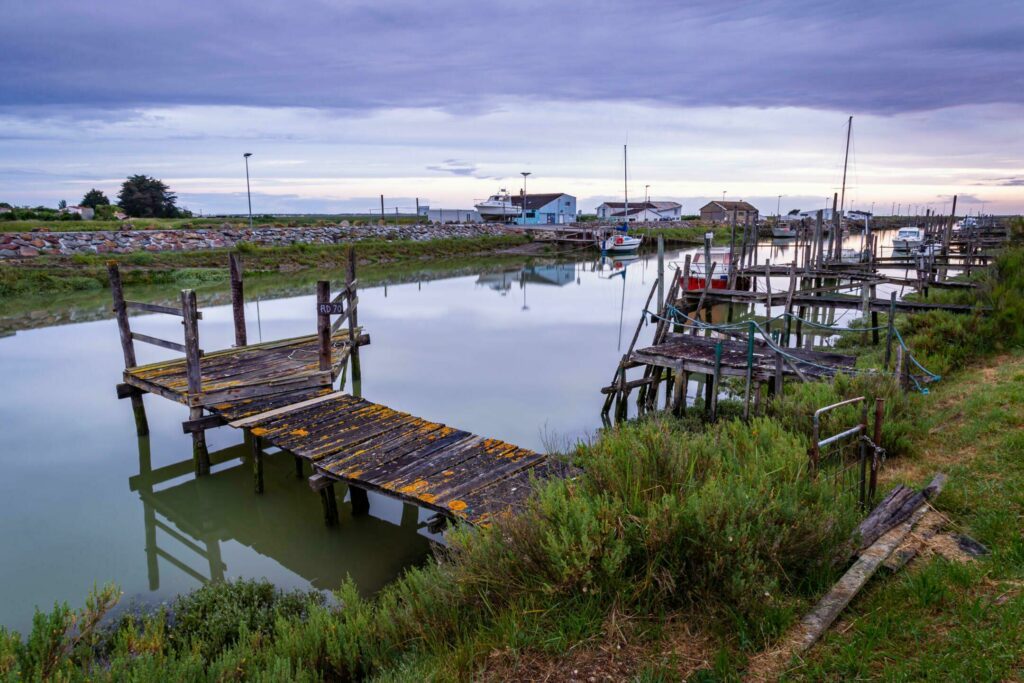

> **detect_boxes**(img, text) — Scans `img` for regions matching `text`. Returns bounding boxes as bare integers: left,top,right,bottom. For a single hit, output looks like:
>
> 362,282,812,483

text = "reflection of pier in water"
130,436,430,593
476,263,578,294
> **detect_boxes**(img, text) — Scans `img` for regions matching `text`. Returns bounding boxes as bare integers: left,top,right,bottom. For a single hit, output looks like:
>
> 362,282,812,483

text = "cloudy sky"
3,0,1023,215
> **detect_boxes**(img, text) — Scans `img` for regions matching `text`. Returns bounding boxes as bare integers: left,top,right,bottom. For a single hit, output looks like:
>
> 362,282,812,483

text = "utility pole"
380,194,384,221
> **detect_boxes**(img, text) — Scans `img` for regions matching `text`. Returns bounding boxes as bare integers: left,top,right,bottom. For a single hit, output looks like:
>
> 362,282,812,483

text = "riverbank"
0,234,531,301
2,242,1019,680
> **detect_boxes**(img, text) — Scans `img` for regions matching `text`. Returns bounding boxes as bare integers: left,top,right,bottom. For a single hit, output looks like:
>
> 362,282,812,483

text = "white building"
595,201,682,222
61,205,95,220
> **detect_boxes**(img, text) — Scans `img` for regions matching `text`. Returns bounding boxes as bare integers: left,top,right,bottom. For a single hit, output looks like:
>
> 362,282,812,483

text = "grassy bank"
0,234,530,301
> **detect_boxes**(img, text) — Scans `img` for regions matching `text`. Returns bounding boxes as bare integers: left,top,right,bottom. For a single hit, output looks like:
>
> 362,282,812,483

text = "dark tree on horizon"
117,175,180,218
80,188,110,209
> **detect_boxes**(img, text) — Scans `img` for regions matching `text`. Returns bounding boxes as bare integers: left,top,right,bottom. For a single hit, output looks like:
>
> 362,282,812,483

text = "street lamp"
777,194,783,221
243,153,254,229
722,190,727,202
520,172,531,225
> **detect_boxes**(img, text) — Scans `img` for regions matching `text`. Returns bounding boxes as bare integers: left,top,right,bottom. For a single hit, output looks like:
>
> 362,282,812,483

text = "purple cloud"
2,0,1022,115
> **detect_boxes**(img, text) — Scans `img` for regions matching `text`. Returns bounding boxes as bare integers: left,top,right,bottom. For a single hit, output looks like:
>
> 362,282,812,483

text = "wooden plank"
182,413,226,434
131,332,189,354
181,289,203,399
317,281,331,372
125,301,202,318
227,391,349,428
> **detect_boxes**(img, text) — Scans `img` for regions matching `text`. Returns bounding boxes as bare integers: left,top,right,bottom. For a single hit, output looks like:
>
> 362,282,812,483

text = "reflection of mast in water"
618,267,626,350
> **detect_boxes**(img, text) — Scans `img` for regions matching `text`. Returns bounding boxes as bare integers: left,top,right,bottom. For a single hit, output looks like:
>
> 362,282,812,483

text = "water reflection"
130,435,431,595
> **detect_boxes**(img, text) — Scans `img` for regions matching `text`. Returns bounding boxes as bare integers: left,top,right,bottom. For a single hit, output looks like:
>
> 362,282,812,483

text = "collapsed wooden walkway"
111,250,560,529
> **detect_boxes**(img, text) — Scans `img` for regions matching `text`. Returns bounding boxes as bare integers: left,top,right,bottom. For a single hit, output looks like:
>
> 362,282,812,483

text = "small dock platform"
632,333,856,382
123,332,358,408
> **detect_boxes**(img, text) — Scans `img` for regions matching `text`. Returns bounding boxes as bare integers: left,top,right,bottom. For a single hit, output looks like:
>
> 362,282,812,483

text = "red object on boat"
685,277,728,291
615,236,624,245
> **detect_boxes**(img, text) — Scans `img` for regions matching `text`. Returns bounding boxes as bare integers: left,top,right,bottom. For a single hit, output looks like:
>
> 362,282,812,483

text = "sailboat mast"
623,144,629,220
839,115,852,222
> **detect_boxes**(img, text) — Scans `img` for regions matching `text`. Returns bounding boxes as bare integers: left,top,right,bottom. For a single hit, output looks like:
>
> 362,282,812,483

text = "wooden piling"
107,262,137,369
251,432,264,494
350,485,370,516
229,252,247,347
870,283,879,345
346,246,362,383
710,342,722,421
320,485,339,526
316,281,331,372
181,289,209,476
884,292,897,370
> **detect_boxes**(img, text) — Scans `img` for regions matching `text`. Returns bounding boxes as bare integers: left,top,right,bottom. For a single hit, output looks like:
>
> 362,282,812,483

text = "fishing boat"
474,189,518,222
892,226,925,250
596,144,643,253
772,223,797,239
679,247,747,290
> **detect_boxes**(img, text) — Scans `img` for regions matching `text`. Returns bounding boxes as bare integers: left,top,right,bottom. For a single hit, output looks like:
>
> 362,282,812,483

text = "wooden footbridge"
110,250,561,529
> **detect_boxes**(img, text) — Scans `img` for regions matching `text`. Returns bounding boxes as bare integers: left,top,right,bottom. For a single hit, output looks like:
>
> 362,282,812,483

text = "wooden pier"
111,248,562,529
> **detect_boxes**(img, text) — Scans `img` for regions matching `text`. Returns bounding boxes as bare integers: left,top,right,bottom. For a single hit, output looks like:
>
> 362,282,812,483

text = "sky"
2,0,1023,216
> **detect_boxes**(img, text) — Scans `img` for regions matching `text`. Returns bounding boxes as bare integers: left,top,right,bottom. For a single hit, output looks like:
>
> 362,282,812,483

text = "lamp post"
243,153,253,229
520,172,531,225
777,194,782,222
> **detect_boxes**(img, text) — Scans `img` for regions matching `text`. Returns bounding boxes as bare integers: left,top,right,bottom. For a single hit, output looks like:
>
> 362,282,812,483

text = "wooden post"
775,350,785,397
294,456,304,479
229,252,247,347
870,283,879,345
884,291,897,370
870,398,885,503
861,283,870,346
764,260,772,335
130,394,149,437
107,262,137,369
181,289,209,476
320,484,339,526
814,210,824,268
251,432,264,494
743,321,755,421
710,341,723,421
346,246,361,383
657,235,665,312
830,193,840,262
350,485,370,516
316,280,331,372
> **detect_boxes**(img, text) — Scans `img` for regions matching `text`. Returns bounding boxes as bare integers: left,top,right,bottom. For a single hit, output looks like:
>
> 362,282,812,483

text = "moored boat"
598,231,643,253
893,226,925,250
679,247,747,290
474,189,518,222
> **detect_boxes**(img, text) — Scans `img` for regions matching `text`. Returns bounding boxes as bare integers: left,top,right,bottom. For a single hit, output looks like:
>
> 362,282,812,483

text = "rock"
18,246,39,257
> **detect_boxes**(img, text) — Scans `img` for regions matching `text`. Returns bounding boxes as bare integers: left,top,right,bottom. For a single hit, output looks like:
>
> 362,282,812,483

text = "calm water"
0,229,925,632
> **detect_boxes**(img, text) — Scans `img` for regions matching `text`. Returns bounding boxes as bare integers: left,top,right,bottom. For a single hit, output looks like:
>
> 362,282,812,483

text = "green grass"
0,234,529,301
783,351,1024,681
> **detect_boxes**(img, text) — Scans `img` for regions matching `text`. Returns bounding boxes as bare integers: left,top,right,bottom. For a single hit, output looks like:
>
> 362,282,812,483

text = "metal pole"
243,153,253,229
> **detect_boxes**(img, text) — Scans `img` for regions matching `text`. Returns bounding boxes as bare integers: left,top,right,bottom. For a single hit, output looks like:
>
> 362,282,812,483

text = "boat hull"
598,235,643,252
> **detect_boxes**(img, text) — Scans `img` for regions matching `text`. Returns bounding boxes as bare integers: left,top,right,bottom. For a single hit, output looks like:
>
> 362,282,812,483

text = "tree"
58,199,67,210
81,189,110,209
787,209,801,215
117,175,180,218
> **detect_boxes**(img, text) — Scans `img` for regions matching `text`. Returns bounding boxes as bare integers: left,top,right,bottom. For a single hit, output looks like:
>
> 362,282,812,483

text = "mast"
623,144,629,224
839,115,852,226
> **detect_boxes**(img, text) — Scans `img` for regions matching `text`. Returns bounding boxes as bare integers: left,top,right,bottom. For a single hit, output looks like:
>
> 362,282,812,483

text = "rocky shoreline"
0,223,523,259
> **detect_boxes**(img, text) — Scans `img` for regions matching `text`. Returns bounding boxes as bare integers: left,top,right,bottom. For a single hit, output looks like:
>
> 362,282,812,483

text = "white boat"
772,224,797,238
474,189,518,222
598,232,643,253
893,226,925,250
839,248,866,264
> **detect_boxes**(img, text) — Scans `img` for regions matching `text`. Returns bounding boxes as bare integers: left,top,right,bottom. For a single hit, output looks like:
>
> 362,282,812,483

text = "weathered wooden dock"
111,249,562,529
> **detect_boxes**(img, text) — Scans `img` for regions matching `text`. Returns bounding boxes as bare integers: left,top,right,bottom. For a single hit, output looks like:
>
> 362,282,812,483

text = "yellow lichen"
448,500,467,511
